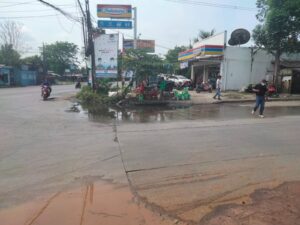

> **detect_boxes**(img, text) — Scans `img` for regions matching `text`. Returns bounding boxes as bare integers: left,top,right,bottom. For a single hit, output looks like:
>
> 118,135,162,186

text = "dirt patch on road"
200,181,300,225
0,180,179,225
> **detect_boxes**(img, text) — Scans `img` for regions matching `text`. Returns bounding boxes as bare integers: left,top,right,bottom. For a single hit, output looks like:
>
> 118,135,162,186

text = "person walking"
252,79,268,118
213,75,222,100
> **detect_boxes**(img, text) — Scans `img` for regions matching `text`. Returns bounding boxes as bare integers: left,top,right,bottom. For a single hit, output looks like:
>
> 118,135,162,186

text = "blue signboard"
98,20,132,29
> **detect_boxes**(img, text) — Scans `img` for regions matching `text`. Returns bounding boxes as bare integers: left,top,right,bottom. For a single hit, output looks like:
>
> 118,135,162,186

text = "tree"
252,0,300,87
194,29,216,43
0,21,23,52
0,44,20,67
43,41,79,75
165,46,188,74
122,49,164,80
21,55,43,67
21,55,43,70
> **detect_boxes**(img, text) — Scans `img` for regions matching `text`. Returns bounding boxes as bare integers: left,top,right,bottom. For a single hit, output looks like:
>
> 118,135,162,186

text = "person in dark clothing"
41,79,52,94
252,79,268,118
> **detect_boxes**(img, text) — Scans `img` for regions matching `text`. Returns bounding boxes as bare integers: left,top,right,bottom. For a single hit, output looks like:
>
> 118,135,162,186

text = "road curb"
189,97,300,105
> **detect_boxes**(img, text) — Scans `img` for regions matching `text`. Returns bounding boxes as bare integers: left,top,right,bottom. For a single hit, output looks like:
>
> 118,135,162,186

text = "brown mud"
0,180,179,225
200,181,300,225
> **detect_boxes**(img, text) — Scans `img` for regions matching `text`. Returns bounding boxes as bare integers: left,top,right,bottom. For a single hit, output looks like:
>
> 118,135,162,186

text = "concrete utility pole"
133,7,137,49
42,43,47,79
85,0,96,90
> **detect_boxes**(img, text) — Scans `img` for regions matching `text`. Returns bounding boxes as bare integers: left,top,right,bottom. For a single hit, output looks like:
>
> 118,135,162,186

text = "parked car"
167,75,192,89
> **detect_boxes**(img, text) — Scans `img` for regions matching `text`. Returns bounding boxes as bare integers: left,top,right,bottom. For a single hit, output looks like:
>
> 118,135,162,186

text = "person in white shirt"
213,75,222,100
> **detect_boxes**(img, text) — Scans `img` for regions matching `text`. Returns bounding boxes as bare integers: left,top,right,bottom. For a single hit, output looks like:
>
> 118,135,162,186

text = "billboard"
137,40,155,52
94,34,119,78
97,5,132,19
123,39,134,50
123,39,155,52
98,20,132,29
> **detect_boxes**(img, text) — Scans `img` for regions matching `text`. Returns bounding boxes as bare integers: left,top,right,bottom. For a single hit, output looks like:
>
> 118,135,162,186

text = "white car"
167,75,191,87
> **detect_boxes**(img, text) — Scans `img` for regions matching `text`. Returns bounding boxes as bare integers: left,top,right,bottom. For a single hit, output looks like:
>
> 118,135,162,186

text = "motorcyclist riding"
41,79,52,95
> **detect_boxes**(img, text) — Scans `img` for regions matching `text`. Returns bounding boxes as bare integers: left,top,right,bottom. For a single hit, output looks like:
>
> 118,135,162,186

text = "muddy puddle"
0,180,178,225
72,103,300,124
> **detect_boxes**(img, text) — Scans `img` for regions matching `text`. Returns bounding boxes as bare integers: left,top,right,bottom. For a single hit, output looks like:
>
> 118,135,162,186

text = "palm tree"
194,29,216,43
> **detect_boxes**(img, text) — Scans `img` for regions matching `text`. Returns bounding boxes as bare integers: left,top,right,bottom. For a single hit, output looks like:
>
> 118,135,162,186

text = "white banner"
94,34,119,78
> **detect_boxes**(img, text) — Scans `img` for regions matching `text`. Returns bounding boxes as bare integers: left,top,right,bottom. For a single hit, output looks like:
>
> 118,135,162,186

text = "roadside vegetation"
76,80,124,113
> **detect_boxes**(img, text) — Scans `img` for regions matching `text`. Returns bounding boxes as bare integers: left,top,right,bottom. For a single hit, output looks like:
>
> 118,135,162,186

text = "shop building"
179,31,300,91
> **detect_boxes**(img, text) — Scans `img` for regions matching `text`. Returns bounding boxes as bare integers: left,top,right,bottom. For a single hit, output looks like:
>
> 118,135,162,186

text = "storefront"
280,65,300,94
179,31,300,91
0,66,13,86
178,32,225,88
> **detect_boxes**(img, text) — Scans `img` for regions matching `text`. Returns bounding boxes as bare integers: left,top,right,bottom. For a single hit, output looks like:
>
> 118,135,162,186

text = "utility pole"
133,7,137,49
81,17,87,57
85,0,96,90
42,43,47,79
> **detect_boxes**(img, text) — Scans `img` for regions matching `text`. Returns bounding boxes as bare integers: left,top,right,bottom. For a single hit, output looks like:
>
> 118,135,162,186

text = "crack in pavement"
25,191,61,225
125,152,298,174
135,174,227,191
89,210,125,218
101,154,120,162
80,186,89,225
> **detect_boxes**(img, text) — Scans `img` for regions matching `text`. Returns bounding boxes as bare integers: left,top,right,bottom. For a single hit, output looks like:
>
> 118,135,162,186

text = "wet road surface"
1,85,300,224
88,102,300,124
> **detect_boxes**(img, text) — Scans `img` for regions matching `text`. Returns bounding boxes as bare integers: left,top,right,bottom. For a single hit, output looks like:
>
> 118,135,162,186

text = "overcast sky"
0,0,258,58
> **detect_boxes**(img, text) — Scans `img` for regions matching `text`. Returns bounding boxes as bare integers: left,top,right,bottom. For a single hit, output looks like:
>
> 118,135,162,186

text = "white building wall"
193,31,226,48
223,47,273,90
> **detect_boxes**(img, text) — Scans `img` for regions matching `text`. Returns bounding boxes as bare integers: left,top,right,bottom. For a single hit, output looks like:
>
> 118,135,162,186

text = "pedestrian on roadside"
252,79,268,118
213,75,222,100
159,77,166,99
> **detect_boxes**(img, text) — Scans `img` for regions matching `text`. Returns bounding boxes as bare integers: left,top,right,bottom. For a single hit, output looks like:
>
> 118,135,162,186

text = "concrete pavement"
116,116,300,223
1,85,300,224
189,91,300,105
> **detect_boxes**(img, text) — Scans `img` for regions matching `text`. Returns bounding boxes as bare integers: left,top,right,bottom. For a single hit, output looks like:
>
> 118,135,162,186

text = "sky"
0,0,259,58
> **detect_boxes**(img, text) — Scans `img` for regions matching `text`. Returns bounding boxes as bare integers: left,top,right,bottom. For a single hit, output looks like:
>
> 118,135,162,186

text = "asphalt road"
0,85,126,208
1,85,300,224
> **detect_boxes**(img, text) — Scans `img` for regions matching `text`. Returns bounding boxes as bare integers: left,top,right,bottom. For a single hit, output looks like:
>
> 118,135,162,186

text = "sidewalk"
189,91,300,105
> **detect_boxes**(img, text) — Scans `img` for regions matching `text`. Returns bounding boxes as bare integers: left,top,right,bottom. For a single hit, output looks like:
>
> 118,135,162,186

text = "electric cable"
164,0,256,11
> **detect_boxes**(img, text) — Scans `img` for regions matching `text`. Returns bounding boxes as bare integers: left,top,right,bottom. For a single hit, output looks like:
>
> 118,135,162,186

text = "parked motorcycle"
41,85,51,100
267,84,276,96
196,82,212,93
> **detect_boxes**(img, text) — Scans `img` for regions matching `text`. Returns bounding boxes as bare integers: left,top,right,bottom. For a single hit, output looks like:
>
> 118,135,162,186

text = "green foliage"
253,0,300,86
253,0,300,54
95,79,111,95
43,41,79,75
165,46,187,63
21,55,43,67
122,49,165,79
164,46,188,74
194,29,216,43
0,44,20,66
76,85,122,111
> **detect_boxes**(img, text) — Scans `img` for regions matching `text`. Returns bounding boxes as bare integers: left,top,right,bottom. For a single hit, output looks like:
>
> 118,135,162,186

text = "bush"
76,85,122,110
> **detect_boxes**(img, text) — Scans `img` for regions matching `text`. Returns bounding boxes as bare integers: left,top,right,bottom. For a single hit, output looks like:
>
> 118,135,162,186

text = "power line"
0,14,80,19
0,1,36,8
164,0,256,11
36,0,80,23
0,6,77,13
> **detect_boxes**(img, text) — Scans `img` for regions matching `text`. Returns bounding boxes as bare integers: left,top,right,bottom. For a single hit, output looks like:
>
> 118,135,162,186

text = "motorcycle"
196,82,212,93
267,84,276,96
41,85,51,100
75,81,81,89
